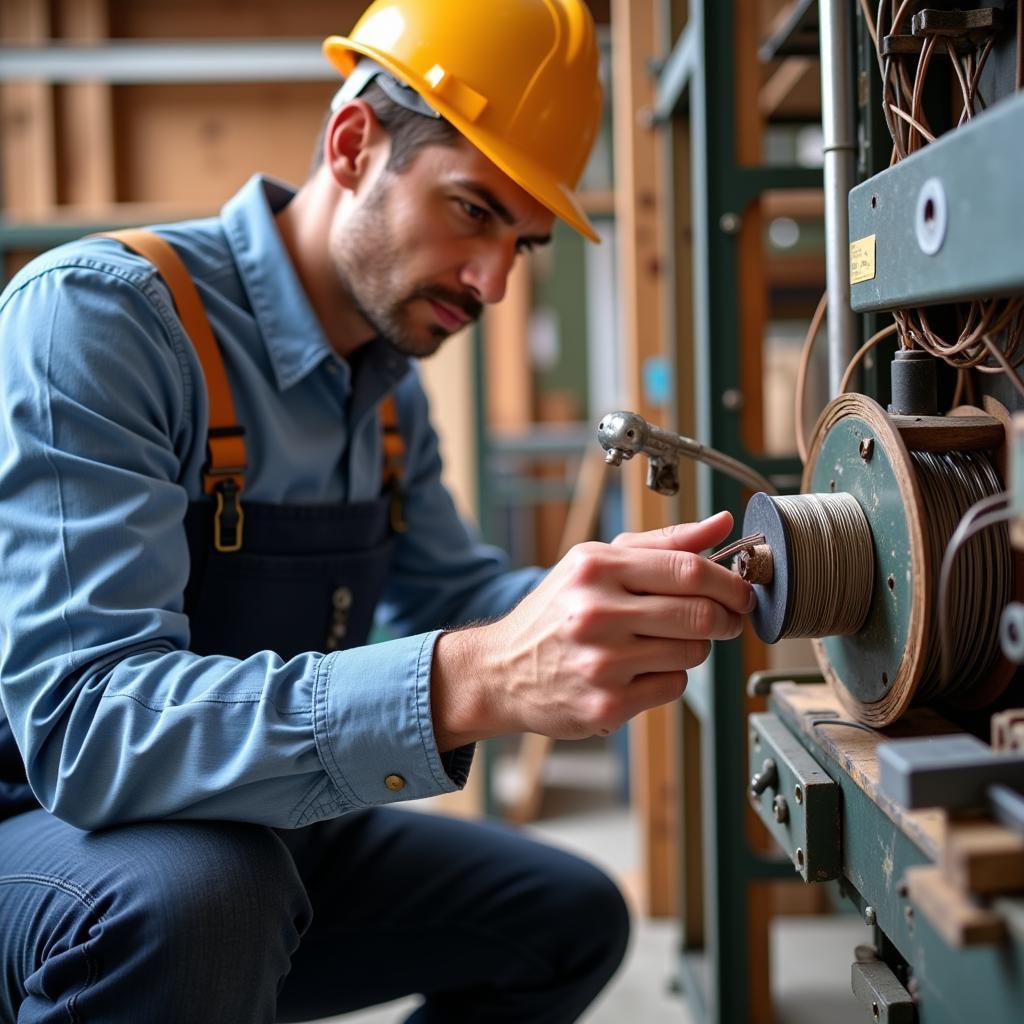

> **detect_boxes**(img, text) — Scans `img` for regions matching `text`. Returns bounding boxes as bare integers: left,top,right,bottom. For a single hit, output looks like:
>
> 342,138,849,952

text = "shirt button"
384,774,406,792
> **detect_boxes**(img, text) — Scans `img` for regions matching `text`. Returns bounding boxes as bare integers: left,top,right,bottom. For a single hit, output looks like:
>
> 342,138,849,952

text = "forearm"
7,631,469,830
429,517,756,751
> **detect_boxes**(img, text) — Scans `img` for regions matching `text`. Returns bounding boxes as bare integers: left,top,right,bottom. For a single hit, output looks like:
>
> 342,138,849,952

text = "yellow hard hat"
323,0,604,243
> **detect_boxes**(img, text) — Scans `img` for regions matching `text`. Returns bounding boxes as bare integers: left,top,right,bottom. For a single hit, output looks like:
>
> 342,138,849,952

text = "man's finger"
618,671,691,722
623,595,744,641
612,510,734,554
611,545,754,613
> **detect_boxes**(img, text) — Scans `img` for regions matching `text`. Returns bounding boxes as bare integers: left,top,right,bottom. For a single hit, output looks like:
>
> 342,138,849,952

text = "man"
0,1,754,1021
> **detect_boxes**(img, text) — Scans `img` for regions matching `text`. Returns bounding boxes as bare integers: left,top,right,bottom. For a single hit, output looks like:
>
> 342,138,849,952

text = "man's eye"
459,200,488,222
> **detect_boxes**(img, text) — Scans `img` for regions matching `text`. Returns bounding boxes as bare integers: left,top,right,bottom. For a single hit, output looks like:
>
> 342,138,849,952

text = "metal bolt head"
749,758,778,797
864,905,877,927
721,388,744,412
719,212,741,234
859,437,875,461
772,795,789,823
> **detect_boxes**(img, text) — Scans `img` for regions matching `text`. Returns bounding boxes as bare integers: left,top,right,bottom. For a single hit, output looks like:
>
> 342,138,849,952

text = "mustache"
410,284,483,324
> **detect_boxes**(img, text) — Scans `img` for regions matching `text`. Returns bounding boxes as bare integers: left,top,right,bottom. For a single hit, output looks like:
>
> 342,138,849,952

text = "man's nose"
459,241,517,306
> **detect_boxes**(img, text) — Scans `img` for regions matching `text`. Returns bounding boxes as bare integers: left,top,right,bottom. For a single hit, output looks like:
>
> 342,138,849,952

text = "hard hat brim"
323,35,601,244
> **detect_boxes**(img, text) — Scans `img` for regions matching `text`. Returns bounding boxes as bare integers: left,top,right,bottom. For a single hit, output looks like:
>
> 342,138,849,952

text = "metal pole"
819,0,859,397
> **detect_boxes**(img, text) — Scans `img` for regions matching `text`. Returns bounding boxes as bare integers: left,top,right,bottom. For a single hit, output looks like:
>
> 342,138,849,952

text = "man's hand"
431,511,754,751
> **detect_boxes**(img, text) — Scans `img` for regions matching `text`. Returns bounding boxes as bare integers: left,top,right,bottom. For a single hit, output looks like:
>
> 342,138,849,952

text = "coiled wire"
913,450,1010,700
763,451,1008,705
772,493,875,638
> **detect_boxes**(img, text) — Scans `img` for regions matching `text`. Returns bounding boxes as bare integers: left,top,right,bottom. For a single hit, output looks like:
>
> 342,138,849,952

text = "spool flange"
804,395,929,725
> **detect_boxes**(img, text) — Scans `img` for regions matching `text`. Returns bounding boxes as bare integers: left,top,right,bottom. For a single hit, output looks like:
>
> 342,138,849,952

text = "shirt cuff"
312,630,475,807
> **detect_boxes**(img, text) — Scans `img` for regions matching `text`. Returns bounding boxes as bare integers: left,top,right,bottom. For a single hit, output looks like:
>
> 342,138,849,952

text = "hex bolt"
749,758,777,796
864,905,877,927
772,795,789,823
859,437,875,461
794,784,804,805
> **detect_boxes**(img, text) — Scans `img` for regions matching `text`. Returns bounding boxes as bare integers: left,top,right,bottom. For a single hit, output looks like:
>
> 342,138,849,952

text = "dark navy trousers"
0,806,630,1022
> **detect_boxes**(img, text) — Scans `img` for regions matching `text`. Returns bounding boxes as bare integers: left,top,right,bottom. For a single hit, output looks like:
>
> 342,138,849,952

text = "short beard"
331,175,482,358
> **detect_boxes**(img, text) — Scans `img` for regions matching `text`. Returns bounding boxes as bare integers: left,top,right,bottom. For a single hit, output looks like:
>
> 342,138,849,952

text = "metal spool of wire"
744,393,1016,726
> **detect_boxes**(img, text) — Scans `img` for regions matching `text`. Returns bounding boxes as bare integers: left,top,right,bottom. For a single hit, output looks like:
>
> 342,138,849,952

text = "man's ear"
323,100,385,190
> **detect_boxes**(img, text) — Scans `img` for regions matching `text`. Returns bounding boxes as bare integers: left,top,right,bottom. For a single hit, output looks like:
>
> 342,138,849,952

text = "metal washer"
742,492,793,644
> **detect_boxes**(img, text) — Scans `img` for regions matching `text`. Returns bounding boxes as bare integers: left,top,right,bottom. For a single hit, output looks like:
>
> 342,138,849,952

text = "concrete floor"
314,742,869,1024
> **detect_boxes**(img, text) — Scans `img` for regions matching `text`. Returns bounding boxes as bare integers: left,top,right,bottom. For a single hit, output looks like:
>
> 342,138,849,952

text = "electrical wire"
838,324,900,395
858,0,1024,386
794,291,829,464
937,491,1013,684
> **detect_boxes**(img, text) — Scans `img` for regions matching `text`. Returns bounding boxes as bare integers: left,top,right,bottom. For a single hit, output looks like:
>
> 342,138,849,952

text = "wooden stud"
484,258,533,434
759,57,820,121
0,0,57,217
612,0,676,918
55,0,116,211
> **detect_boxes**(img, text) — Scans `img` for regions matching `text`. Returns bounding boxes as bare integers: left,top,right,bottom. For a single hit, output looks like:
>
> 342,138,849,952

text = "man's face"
330,137,555,358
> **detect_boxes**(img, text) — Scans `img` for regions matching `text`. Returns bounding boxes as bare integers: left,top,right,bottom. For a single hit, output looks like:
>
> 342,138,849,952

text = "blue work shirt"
0,174,541,831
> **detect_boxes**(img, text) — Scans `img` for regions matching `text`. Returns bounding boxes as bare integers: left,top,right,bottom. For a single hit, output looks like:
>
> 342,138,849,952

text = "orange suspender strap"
379,393,408,533
99,229,247,553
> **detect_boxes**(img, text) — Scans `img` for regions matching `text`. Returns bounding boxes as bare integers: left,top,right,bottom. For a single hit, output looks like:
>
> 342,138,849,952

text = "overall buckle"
213,477,244,552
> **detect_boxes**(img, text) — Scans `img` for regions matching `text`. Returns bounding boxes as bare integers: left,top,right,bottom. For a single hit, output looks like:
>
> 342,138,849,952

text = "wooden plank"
114,82,334,204
940,815,1024,896
612,0,676,918
484,257,533,433
772,683,960,860
55,0,116,211
0,0,57,216
108,0,364,39
890,414,1006,452
906,864,1007,947
759,57,820,121
679,700,705,945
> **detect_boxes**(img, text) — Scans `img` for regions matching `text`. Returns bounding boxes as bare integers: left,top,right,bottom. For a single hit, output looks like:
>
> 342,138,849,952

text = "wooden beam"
0,0,57,216
56,0,116,211
759,56,819,121
484,258,533,432
612,0,676,918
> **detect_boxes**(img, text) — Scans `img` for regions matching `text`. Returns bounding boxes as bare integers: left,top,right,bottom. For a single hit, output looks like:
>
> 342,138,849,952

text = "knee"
92,821,311,968
563,861,631,977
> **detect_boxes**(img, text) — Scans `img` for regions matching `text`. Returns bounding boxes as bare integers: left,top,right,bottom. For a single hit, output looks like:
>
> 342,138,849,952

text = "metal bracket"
748,713,841,882
851,960,917,1023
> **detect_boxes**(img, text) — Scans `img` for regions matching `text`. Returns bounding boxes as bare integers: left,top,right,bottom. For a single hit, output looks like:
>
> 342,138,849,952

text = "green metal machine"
634,1,1024,1021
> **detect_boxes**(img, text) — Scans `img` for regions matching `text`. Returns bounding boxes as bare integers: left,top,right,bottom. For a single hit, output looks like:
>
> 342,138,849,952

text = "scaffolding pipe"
818,0,859,396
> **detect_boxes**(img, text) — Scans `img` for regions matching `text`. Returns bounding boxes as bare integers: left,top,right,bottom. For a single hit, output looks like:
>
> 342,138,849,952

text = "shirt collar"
220,174,410,395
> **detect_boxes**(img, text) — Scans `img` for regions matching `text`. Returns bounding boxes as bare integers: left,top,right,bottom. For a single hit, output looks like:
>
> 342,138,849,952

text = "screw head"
864,905,877,926
721,388,744,412
719,212,741,234
859,437,875,460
